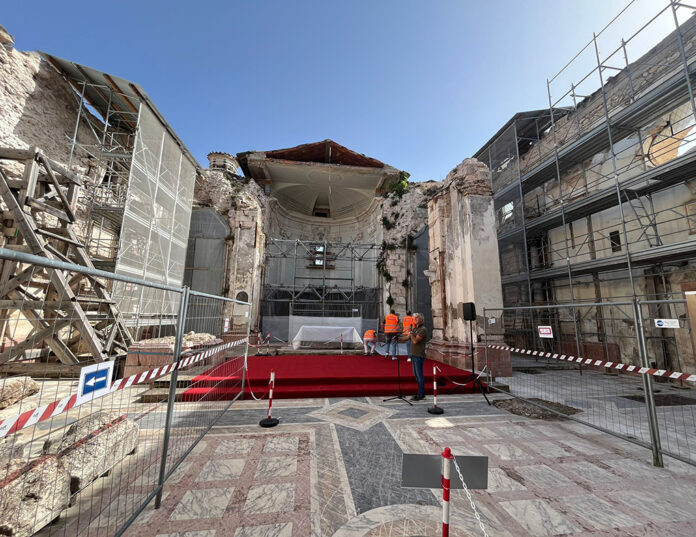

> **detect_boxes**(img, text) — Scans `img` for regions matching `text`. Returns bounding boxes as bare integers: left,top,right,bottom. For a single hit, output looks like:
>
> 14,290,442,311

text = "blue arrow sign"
82,369,109,396
76,361,114,406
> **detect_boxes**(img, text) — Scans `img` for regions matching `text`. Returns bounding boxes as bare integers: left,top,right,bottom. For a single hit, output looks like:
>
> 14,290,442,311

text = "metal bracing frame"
0,148,132,364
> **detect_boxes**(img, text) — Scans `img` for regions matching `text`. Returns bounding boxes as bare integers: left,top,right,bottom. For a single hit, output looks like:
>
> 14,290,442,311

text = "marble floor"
111,393,696,537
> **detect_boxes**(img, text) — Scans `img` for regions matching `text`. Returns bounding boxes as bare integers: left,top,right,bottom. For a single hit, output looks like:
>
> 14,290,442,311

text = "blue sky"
3,0,671,181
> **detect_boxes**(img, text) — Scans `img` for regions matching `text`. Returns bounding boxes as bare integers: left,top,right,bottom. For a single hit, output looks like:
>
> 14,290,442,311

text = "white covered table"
291,326,362,350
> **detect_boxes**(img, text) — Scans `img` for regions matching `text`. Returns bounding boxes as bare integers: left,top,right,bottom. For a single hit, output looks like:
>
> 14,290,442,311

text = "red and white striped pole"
266,332,271,355
442,447,454,537
428,366,444,414
259,370,279,427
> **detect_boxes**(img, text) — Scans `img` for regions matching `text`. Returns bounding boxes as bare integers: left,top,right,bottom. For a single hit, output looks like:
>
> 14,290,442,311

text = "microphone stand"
383,341,413,406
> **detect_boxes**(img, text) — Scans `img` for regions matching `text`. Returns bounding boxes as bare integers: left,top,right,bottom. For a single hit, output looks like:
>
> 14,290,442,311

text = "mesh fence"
0,250,250,537
485,300,696,467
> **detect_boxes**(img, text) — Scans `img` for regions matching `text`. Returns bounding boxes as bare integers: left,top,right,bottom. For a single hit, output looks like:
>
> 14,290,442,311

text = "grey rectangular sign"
401,454,488,490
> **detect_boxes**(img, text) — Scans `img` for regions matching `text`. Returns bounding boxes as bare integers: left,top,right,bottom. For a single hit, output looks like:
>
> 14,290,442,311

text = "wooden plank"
27,197,71,223
0,147,35,160
0,362,91,379
0,300,73,310
43,157,82,186
2,244,32,253
0,266,35,297
44,243,72,264
0,317,72,364
36,228,84,247
19,152,39,206
38,154,76,222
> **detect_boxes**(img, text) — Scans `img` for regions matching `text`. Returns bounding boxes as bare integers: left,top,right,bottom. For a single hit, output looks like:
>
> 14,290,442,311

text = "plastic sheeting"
289,315,362,342
292,326,362,350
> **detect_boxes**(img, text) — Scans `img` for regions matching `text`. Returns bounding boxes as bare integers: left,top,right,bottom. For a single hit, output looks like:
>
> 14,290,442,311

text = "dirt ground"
493,397,582,420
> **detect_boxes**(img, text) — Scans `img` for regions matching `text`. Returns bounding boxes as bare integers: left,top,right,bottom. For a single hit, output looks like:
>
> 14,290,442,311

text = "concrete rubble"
0,455,70,537
43,410,139,494
0,376,39,409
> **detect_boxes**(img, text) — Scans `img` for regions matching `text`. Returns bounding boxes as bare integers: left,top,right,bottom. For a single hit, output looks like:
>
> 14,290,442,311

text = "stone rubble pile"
0,410,139,537
134,331,219,350
0,376,39,409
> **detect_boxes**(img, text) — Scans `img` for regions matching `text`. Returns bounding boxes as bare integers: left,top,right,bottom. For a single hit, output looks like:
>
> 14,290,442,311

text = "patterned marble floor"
119,393,696,537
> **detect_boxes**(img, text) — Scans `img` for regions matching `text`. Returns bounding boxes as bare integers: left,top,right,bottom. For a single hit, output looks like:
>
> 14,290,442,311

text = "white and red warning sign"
537,325,554,339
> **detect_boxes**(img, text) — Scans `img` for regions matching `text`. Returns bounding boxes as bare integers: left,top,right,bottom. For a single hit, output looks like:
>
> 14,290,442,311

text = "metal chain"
452,456,489,537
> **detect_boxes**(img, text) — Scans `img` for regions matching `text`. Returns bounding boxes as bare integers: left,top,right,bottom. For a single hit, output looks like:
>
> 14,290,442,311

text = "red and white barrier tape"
488,344,696,383
442,447,453,537
0,337,249,439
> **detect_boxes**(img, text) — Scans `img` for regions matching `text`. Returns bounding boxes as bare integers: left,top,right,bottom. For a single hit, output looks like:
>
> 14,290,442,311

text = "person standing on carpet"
383,310,400,359
407,313,428,401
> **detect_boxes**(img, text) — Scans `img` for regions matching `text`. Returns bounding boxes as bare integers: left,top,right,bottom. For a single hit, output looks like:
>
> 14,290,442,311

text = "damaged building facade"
475,7,696,371
4,0,696,377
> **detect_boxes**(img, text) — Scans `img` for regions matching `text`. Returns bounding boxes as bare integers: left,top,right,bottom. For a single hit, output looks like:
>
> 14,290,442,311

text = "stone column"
426,159,511,377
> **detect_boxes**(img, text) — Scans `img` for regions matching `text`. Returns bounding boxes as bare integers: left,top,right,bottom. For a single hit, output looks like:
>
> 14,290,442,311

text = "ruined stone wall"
0,26,106,243
426,158,510,375
194,169,267,329
378,183,433,314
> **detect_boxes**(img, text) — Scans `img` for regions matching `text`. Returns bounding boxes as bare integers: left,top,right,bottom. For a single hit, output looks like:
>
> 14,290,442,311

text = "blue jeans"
385,333,398,356
411,355,425,398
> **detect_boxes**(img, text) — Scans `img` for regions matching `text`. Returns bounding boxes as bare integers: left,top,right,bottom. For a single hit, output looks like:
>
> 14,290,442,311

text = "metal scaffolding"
41,54,199,323
262,238,381,319
476,0,696,307
475,0,696,374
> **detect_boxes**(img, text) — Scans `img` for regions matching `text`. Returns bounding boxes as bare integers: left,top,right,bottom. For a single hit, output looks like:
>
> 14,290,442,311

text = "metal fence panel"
0,250,250,537
485,300,696,467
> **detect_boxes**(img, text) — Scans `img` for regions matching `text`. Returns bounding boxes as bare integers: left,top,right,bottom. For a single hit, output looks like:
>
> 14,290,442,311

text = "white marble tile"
515,464,576,488
560,461,622,483
264,436,299,453
500,424,539,439
215,438,255,455
196,458,246,482
486,468,526,492
255,456,298,478
560,436,609,455
499,499,578,536
234,523,292,537
156,530,215,537
244,483,295,514
614,486,696,523
460,427,502,441
603,458,666,479
563,494,638,530
169,488,234,520
523,440,575,458
483,443,530,461
135,460,194,486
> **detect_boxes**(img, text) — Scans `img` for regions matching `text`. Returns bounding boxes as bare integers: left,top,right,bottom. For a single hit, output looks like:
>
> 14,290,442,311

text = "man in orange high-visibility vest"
363,328,377,355
402,310,415,362
384,310,400,358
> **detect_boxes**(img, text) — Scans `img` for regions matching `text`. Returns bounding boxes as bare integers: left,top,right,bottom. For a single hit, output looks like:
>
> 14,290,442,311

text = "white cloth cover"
292,326,363,350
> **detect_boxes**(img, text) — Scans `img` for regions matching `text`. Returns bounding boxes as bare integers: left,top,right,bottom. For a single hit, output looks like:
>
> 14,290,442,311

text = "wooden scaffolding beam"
0,147,133,365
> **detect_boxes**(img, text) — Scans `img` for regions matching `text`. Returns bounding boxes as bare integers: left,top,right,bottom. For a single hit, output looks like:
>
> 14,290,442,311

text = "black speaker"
461,302,476,321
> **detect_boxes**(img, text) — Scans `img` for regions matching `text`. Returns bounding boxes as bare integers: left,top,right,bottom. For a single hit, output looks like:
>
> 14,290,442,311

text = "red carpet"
182,354,483,400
